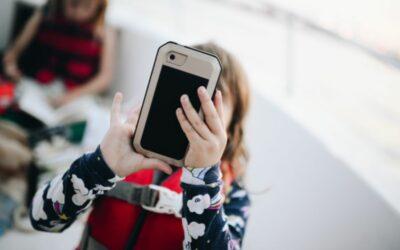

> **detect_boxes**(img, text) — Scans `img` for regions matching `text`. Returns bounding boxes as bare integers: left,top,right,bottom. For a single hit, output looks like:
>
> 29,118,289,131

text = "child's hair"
194,43,251,180
46,0,108,27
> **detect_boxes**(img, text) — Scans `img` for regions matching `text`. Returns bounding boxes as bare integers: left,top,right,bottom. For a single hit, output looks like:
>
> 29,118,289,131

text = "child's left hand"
176,86,227,168
101,93,172,177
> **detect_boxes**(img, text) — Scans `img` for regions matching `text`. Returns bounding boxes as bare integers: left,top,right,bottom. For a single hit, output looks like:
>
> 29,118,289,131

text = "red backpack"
80,169,184,250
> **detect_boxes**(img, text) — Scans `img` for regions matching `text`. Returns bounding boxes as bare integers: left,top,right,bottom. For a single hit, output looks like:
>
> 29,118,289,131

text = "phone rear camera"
169,54,175,60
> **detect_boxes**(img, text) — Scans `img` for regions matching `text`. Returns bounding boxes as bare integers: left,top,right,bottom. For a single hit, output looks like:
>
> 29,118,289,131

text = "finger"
180,94,212,140
176,108,203,142
126,105,141,125
124,120,139,136
198,87,224,135
110,92,123,125
214,90,225,123
141,158,172,174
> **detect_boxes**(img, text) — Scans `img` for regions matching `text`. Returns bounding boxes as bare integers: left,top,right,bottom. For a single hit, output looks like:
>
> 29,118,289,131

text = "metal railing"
212,0,400,70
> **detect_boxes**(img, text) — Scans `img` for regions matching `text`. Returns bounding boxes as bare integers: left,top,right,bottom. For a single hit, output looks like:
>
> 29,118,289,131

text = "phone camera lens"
169,54,175,60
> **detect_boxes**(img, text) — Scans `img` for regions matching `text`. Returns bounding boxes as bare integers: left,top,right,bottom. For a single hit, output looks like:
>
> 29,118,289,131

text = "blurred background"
0,0,400,249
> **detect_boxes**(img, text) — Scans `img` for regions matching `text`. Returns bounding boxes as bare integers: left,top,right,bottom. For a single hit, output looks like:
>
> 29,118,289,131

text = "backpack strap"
79,224,107,250
124,171,168,250
78,182,159,250
104,181,159,207
78,171,172,250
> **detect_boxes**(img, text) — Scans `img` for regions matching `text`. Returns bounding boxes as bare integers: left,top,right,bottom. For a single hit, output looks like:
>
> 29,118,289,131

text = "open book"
17,78,86,126
16,78,110,149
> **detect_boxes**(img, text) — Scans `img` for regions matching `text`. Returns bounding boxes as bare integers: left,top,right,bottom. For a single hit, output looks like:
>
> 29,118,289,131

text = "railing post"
285,16,294,96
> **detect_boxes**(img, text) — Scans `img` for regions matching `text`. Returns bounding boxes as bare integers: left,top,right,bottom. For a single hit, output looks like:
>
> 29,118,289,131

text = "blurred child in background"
2,0,115,107
0,1,115,234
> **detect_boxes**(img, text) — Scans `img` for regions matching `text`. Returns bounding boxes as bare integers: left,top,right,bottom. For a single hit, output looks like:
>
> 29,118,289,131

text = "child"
30,43,251,249
2,0,115,107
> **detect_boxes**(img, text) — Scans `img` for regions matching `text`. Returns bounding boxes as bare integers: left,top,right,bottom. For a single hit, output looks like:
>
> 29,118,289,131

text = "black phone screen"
141,65,209,160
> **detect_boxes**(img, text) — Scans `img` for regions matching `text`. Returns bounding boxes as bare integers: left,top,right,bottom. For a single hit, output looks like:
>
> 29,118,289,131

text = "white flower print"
230,190,246,199
181,168,205,185
71,174,95,206
93,183,112,195
182,218,192,244
222,222,229,232
71,175,112,206
187,194,211,215
77,200,93,214
32,185,48,221
187,221,206,239
38,223,67,232
227,215,245,229
46,174,65,204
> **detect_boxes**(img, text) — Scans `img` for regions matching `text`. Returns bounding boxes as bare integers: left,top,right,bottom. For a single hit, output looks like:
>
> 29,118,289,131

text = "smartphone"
133,42,221,167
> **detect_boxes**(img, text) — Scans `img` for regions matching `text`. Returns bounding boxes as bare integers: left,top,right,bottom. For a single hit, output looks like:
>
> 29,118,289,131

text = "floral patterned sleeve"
181,164,251,250
29,146,122,232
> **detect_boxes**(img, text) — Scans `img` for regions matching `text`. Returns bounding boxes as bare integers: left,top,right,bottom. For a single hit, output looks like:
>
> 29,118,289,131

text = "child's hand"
50,92,76,108
100,93,172,177
176,86,227,168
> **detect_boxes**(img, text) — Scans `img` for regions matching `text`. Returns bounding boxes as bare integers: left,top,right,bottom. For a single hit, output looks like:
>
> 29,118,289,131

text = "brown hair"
194,42,251,181
46,0,107,27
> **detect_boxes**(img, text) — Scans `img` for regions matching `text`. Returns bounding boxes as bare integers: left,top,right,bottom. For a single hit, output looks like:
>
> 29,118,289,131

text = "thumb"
110,92,123,125
126,105,140,126
140,158,172,175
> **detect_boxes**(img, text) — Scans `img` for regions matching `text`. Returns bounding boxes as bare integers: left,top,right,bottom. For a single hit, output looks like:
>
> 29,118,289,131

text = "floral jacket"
30,147,250,249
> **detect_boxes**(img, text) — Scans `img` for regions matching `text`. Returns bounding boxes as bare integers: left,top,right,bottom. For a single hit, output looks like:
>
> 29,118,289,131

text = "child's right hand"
176,87,227,168
100,93,172,177
3,51,22,81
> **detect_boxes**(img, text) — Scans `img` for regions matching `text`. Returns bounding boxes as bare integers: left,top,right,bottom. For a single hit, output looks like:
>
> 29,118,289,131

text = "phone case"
132,41,222,167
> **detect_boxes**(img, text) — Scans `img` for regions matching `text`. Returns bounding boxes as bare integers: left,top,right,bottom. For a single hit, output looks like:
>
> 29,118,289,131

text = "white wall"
110,25,169,105
105,2,183,105
0,0,15,50
244,95,400,249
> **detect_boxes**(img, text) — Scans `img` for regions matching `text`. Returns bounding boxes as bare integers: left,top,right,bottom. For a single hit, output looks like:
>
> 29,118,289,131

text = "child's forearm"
8,10,42,57
30,146,121,232
181,164,248,249
80,26,116,95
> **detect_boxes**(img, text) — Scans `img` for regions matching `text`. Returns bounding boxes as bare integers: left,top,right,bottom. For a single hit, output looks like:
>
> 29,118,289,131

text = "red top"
26,17,102,91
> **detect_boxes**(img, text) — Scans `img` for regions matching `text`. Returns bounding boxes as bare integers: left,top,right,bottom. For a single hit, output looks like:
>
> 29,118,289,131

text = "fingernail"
199,86,206,93
115,92,122,99
181,95,187,102
176,108,181,114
